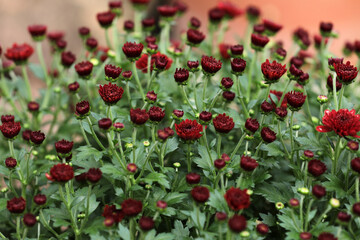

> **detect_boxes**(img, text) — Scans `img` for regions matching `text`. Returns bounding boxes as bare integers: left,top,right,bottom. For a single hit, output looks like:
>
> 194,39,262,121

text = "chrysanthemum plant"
1,1,360,240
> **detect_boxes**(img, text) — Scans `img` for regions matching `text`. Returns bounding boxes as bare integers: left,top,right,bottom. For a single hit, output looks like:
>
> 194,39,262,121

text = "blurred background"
0,0,359,88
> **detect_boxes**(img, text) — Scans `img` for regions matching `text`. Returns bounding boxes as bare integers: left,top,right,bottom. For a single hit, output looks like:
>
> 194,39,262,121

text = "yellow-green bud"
330,198,340,208
143,140,150,147
240,231,250,238
90,58,99,66
125,143,133,149
297,187,309,195
275,202,284,210
173,162,181,168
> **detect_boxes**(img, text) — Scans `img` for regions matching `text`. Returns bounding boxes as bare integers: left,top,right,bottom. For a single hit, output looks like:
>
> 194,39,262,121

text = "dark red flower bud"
187,29,205,46
201,56,222,75
113,122,125,132
122,70,132,80
318,232,337,240
142,18,156,29
130,108,149,125
285,91,306,111
122,42,144,60
76,101,90,116
199,111,212,124
208,7,225,23
297,72,309,85
55,139,74,154
47,31,64,42
253,24,265,34
124,20,134,32
7,197,26,213
190,17,201,29
225,187,250,210
256,223,269,235
97,11,116,28
0,121,18,137
121,198,142,217
352,202,360,216
146,91,157,103
145,36,156,45
246,5,260,20
240,155,258,171
98,118,112,130
55,39,67,50
75,61,93,79
61,51,76,68
78,27,90,37
299,232,312,240
28,101,39,112
33,194,47,205
174,1,187,13
308,159,327,177
109,1,122,14
221,77,233,89
213,113,234,133
99,83,124,106
304,150,314,159
219,43,230,59
191,186,210,203
5,43,34,65
312,184,326,198
186,172,201,184
289,198,299,207
1,115,14,123
138,216,154,231
263,19,282,35
127,163,137,173
261,127,276,143
157,5,177,17
148,106,165,122
23,213,37,227
293,28,311,50
275,48,287,60
5,157,17,168
50,163,74,182
314,35,328,49
347,141,359,151
86,37,98,51
260,101,274,114
222,91,235,101
187,60,199,72
343,41,354,56
351,157,360,174
30,130,45,145
289,64,303,80
214,159,226,170
251,34,269,50
320,22,333,34
215,212,227,221
173,109,184,119
157,129,170,140
221,153,230,162
334,61,358,85
328,57,343,70
154,55,168,70
174,68,189,84
104,64,122,81
337,212,351,223
228,214,247,232
326,74,342,92
231,58,246,75
261,59,287,83
230,44,244,56
245,118,259,134
22,130,31,141
86,168,102,183
28,25,47,41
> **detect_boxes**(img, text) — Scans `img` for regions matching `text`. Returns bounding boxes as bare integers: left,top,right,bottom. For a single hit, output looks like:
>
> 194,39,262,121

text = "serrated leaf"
165,137,179,155
260,142,285,157
144,172,170,189
154,233,175,240
118,223,130,240
172,220,190,239
207,189,227,212
164,192,187,205
76,146,103,162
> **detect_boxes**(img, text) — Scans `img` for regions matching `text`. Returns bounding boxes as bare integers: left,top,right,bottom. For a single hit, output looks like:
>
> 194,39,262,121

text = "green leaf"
28,63,45,80
101,164,124,180
154,233,175,240
144,172,170,189
165,138,179,155
171,220,190,240
256,182,293,203
76,146,103,162
118,223,130,240
207,189,227,212
164,192,187,205
323,174,347,198
0,198,7,211
260,142,285,157
193,145,215,172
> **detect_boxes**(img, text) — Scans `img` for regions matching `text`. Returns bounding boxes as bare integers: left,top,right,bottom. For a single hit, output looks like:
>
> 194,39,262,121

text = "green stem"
235,75,249,118
80,185,92,233
132,128,137,163
146,71,156,91
47,92,60,136
135,141,159,183
202,127,213,163
8,140,15,158
106,132,126,170
26,146,33,184
277,78,291,107
277,122,291,159
134,10,143,39
181,85,197,115
299,195,304,231
86,117,106,150
202,75,210,111
208,90,222,112
159,21,170,53
107,105,111,119
59,185,79,240
230,133,246,159
130,218,135,240
356,177,359,202
132,62,145,100
312,206,331,231
304,199,314,231
246,51,258,102
117,133,126,163
290,111,295,160
338,85,345,110
332,72,338,111
187,144,192,173
264,83,271,103
184,46,192,63
236,172,244,188
254,141,263,157
332,139,342,175
78,120,91,146
216,134,222,158
303,88,316,129
21,65,32,101
16,216,21,240
37,41,52,109
105,28,113,49
195,204,203,234
125,82,132,107
192,73,199,111
39,210,59,238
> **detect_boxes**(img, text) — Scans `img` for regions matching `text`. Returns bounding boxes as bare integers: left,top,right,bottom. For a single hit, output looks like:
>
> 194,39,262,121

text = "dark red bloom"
99,83,124,105
256,223,269,235
343,41,354,56
297,72,309,85
347,141,359,151
139,216,154,231
30,130,45,145
121,199,142,217
0,121,21,139
78,27,90,37
28,25,47,40
316,109,360,138
136,53,172,73
230,44,244,56
55,39,67,50
231,58,246,74
334,61,358,85
146,91,157,103
261,127,276,143
148,106,165,122
293,28,311,50
240,155,258,171
97,11,116,28
304,150,314,159
312,184,326,198
122,42,144,60
314,35,328,49
190,17,201,29
208,7,225,23
219,43,230,59
86,168,102,183
109,1,122,9
222,91,235,101
22,130,31,141
351,157,360,173
199,111,212,124
191,186,210,203
98,118,112,130
131,0,149,5
157,128,172,141
55,139,73,154
1,115,14,123
124,20,134,32
290,56,304,68
289,64,304,79
186,29,205,45
308,159,327,177
261,59,287,83
75,61,93,78
275,107,288,120
5,157,17,168
275,48,287,60
33,194,46,205
174,68,189,84
318,233,337,240
261,101,273,113
201,56,222,75
217,1,243,18
127,163,137,173
289,198,300,207
251,34,269,50
76,101,90,116
173,1,187,13
23,213,37,227
187,60,199,72
5,43,34,65
216,212,227,221
7,197,26,213
122,70,132,80
86,37,98,51
173,109,184,119
245,118,259,134
300,232,312,240
337,212,351,222
221,77,233,89
352,202,360,216
28,101,39,112
130,108,149,125
175,119,203,141
228,214,247,232
320,22,333,34
253,24,265,34
326,74,342,92
328,58,343,70
246,5,260,20
285,91,306,110
213,113,234,133
105,64,122,81
142,18,156,29
214,159,226,170
61,51,76,68
186,173,201,184
224,187,250,210
49,163,74,182
47,31,64,42
157,5,177,17
263,19,282,35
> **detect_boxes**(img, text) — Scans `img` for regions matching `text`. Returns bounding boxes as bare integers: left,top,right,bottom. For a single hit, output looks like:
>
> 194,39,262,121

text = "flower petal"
316,125,332,133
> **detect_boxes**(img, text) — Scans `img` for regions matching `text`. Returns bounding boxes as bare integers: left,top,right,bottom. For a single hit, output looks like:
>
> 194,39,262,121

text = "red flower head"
61,51,76,68
217,1,244,19
121,198,142,217
127,163,137,173
334,61,358,85
285,91,306,111
174,68,190,85
224,187,250,210
353,202,360,216
123,42,144,61
221,77,234,89
174,1,187,13
214,158,226,170
5,157,17,168
201,56,222,75
261,59,287,83
293,28,311,50
98,118,112,130
7,197,26,214
216,212,227,221
99,83,124,106
0,121,21,139
343,41,354,56
337,212,351,223
219,43,230,59
231,58,246,75
97,11,116,28
328,58,343,71
5,43,34,65
175,119,203,141
104,64,122,81
351,157,360,173
86,168,102,183
300,232,312,240
275,48,287,61
142,18,156,30
28,25,47,41
75,61,93,79
230,44,244,56
213,113,234,133
49,163,74,182
33,194,47,205
223,91,235,101
261,127,276,143
78,27,90,37
308,159,327,177
1,115,15,123
47,31,64,42
191,186,210,203
187,29,205,46
190,17,201,29
148,106,165,122
28,101,39,112
122,70,132,80
55,139,73,155
199,111,212,125
131,0,150,5
75,101,90,117
318,233,337,240
257,223,269,235
263,19,282,36
85,37,98,51
288,64,304,80
208,7,225,23
316,109,360,138
22,130,31,141
172,109,184,119
124,20,134,32
246,5,260,21
253,24,265,34
251,34,269,50
186,173,201,184
136,53,172,73
130,108,149,125
312,184,326,198
139,216,154,231
240,155,258,171
245,118,259,134
157,5,178,18
146,91,157,103
228,214,247,232
23,213,37,227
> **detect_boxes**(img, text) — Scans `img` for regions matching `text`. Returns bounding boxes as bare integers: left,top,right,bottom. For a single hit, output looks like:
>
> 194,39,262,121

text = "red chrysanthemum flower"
130,108,149,125
221,77,233,89
269,90,288,108
334,61,358,85
148,106,165,122
293,28,311,50
228,214,247,232
213,113,234,133
121,199,142,217
75,101,90,116
146,91,157,103
318,232,337,240
224,187,250,211
104,64,122,81
23,213,37,227
175,119,203,141
187,29,206,46
223,91,235,101
33,194,47,205
0,121,21,139
312,184,326,198
251,34,269,50
201,56,222,75
97,11,116,28
122,42,144,60
245,118,259,134
316,109,360,138
191,186,210,203
61,51,76,68
1,115,15,123
261,59,287,83
49,163,74,182
136,52,172,73
263,19,282,35
217,1,244,18
7,197,26,214
55,139,74,154
219,43,230,59
230,44,244,56
75,61,93,79
157,5,178,17
139,216,154,231
300,232,312,240
308,159,327,177
5,157,17,169
261,127,276,143
285,91,306,111
86,168,102,183
174,68,189,84
190,17,201,29
186,173,201,184
98,118,112,130
208,7,225,23
98,83,124,106
240,155,258,171
28,25,47,41
256,223,269,235
5,43,34,65
231,58,246,74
